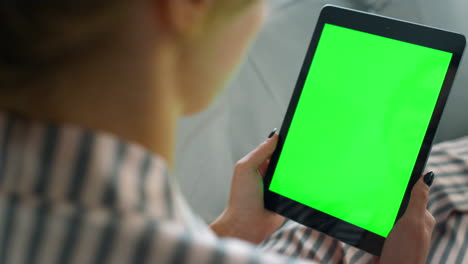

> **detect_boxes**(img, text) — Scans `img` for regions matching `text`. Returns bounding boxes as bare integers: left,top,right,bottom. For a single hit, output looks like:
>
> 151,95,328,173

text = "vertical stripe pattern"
102,142,127,208
1,113,468,264
34,125,59,194
25,203,50,264
0,116,15,183
93,213,119,263
0,196,18,263
56,210,83,263
67,131,95,202
132,221,157,264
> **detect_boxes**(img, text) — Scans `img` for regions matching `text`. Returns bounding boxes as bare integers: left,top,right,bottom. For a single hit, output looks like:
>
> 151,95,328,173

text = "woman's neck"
2,42,182,166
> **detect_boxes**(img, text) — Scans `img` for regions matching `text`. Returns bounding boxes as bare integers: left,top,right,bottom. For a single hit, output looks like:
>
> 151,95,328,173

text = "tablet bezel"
263,5,466,256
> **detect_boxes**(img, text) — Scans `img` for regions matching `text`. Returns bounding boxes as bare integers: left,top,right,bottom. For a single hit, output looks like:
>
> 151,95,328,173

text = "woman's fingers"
237,133,278,171
369,172,435,264
257,158,270,177
406,172,433,215
425,210,436,231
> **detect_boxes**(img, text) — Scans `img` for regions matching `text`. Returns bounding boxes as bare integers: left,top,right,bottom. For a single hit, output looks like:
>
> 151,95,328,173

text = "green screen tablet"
264,5,465,256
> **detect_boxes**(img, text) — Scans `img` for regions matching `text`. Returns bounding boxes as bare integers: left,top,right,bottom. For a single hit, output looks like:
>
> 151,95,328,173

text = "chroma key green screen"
268,23,452,237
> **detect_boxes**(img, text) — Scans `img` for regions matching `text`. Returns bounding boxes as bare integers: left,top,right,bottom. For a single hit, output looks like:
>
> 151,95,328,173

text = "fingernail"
424,171,435,187
268,128,277,138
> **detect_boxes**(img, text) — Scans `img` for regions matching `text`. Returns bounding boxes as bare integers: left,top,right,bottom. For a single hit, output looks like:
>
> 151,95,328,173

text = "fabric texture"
1,113,468,263
0,114,305,264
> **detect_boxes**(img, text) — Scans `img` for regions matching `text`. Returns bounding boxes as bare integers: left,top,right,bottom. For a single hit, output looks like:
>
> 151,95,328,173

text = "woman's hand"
378,172,436,264
210,130,285,244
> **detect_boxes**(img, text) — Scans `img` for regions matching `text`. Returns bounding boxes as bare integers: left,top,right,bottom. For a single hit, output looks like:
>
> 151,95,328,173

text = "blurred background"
174,0,468,222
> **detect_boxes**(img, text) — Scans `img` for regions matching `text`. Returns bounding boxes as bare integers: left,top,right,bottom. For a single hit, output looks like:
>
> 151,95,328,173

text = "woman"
0,0,435,263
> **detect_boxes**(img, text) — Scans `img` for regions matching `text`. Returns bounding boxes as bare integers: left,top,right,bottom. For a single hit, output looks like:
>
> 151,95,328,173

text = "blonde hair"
0,1,129,87
0,0,260,89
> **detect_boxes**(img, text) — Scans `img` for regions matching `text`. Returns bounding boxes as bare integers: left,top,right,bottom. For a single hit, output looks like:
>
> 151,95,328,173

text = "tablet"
263,5,466,256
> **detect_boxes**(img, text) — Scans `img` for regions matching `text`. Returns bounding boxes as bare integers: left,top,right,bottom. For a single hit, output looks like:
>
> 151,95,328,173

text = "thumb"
406,171,434,215
244,132,279,169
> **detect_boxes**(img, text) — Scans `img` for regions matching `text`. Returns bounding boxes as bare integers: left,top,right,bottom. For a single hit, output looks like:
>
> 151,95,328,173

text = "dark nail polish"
424,171,435,187
268,128,277,138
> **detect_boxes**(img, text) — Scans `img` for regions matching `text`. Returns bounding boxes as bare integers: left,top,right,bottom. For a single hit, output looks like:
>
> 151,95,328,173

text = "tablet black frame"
263,5,466,256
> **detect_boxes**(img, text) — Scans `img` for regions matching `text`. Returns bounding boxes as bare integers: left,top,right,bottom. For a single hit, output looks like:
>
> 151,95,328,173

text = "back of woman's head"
0,1,128,87
0,0,265,116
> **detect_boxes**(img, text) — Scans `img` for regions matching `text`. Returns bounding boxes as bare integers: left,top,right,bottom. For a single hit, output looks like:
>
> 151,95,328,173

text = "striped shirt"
1,113,468,264
0,113,310,264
